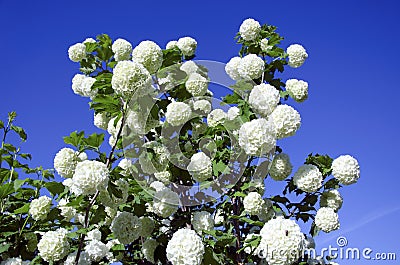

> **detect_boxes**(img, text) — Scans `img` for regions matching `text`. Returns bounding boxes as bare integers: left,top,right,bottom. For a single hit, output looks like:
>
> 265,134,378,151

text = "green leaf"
45,181,65,196
89,94,122,116
63,131,84,148
83,133,104,149
161,48,182,68
203,246,222,265
0,183,14,199
305,153,333,177
0,243,11,254
14,179,25,191
13,203,30,214
0,120,4,129
90,205,106,225
10,125,27,141
324,178,340,189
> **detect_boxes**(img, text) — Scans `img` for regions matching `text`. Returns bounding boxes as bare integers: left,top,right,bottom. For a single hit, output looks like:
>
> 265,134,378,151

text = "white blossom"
71,74,97,98
227,106,240,120
239,18,261,41
142,238,158,263
258,217,305,265
177,37,197,57
225,57,242,81
286,79,308,102
132,40,163,74
37,228,69,262
269,153,293,181
180,61,199,75
70,160,109,196
29,196,52,221
243,192,265,215
87,229,102,241
238,54,264,80
94,112,110,130
238,118,276,156
185,73,208,96
112,38,132,61
85,240,109,262
315,207,340,233
207,109,227,127
166,228,205,265
110,212,142,244
293,164,323,193
166,40,178,49
260,39,269,52
332,155,360,185
192,211,214,233
118,158,134,176
287,44,308,68
154,171,171,183
187,152,212,182
150,188,179,218
111,61,151,98
150,180,166,192
214,209,224,225
249,83,280,117
83,38,96,44
320,190,343,211
193,99,212,114
68,43,86,62
54,147,82,178
165,101,192,126
58,198,76,220
64,251,90,265
270,104,301,139
0,257,30,265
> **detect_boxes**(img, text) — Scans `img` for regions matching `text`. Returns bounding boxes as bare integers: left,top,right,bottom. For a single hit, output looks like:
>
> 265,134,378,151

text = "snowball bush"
332,155,360,185
166,228,205,265
293,164,323,193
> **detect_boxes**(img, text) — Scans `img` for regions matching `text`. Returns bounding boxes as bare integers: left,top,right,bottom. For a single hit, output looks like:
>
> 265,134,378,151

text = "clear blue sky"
1,0,399,264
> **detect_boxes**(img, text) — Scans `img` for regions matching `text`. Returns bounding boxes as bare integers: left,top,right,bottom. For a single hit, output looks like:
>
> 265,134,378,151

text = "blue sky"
1,0,399,264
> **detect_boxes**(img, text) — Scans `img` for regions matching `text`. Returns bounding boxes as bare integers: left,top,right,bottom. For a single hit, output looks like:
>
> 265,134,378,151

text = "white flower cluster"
94,112,110,130
87,228,102,241
29,196,52,221
54,147,82,178
140,216,155,237
142,238,158,263
177,37,197,57
154,170,171,183
238,118,276,156
110,211,142,244
112,38,132,61
150,181,166,192
225,57,242,81
187,152,212,182
0,257,29,265
239,18,261,41
118,158,134,176
58,198,76,220
285,79,309,102
248,83,280,117
238,54,265,80
315,207,340,232
192,211,214,233
85,239,110,262
166,228,205,265
111,60,151,97
64,251,90,265
69,160,109,196
132,40,163,74
286,44,308,68
149,188,179,218
193,99,212,114
260,39,269,52
270,104,301,139
258,217,305,265
68,43,86,62
37,228,69,262
180,61,199,75
293,164,323,193
185,73,208,96
332,155,360,185
320,190,343,211
165,101,192,126
166,40,178,49
227,106,240,120
243,192,265,215
269,153,293,181
71,74,97,98
207,109,227,127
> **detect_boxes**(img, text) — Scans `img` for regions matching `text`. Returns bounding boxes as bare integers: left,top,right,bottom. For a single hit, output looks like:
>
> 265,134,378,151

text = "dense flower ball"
111,61,151,97
37,228,69,262
227,106,240,120
71,74,97,98
177,37,197,57
0,257,30,265
150,188,179,218
293,164,323,193
258,217,305,265
193,99,212,114
87,229,102,241
260,39,269,52
238,118,276,156
83,37,96,44
54,147,81,178
132,40,163,74
320,190,343,211
29,196,52,221
166,40,178,49
85,240,109,262
187,152,212,182
207,109,227,127
239,18,261,41
286,44,308,68
68,43,86,62
192,211,214,233
286,79,309,102
270,104,301,139
94,112,110,130
142,238,158,263
140,216,155,237
249,83,280,117
269,153,293,181
165,101,192,126
315,207,340,232
332,155,360,185
110,212,142,244
243,192,265,215
64,251,90,265
166,228,205,265
118,158,134,176
111,38,132,61
180,61,199,75
238,54,265,80
225,57,242,81
185,73,208,96
70,160,109,196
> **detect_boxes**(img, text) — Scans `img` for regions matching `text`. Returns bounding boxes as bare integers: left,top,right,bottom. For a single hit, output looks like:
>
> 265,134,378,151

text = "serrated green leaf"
45,181,65,196
13,203,30,214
